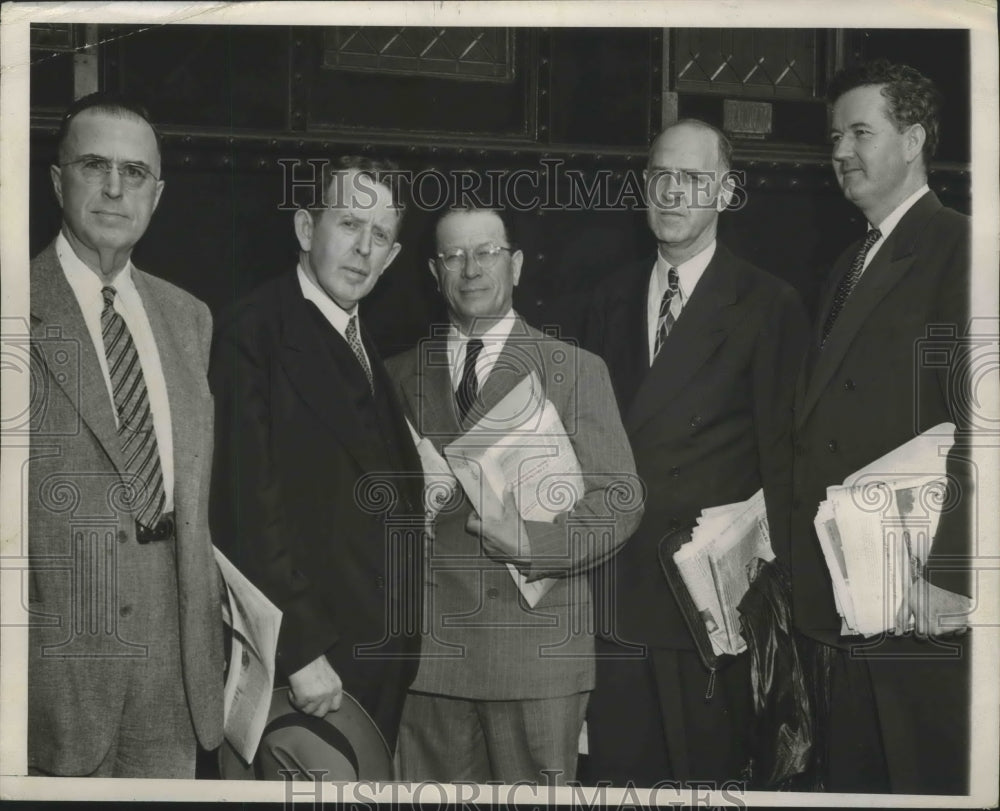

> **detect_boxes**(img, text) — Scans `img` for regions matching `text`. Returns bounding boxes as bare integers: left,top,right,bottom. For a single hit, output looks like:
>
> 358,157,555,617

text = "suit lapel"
475,318,542,422
134,269,206,516
276,275,385,474
399,337,459,445
30,242,127,474
798,191,942,426
625,245,744,435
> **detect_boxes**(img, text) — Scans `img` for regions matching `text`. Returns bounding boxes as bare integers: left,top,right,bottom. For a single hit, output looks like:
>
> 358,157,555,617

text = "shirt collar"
446,308,518,350
56,231,135,300
870,184,930,239
654,239,716,302
296,262,357,335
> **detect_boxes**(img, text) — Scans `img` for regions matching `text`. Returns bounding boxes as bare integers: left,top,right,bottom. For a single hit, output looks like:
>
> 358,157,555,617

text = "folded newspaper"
408,372,583,608
672,489,774,657
214,547,282,764
812,423,955,637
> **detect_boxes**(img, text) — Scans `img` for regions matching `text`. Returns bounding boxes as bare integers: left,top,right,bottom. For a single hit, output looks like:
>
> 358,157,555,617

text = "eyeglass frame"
57,154,161,188
435,242,514,274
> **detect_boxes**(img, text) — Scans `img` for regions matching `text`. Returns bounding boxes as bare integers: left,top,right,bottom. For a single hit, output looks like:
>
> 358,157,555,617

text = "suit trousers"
397,689,588,785
586,638,752,787
30,535,196,778
822,635,970,794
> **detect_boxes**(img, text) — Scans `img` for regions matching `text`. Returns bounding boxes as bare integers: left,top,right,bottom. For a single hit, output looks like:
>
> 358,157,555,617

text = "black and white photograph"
1,1,997,806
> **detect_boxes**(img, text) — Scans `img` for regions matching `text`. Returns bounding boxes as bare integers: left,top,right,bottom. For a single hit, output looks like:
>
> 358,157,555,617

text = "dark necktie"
821,227,882,345
345,314,374,393
653,266,680,360
100,286,166,531
456,338,485,423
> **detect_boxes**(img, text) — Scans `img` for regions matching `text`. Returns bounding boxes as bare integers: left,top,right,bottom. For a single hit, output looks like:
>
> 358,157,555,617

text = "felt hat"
218,688,393,781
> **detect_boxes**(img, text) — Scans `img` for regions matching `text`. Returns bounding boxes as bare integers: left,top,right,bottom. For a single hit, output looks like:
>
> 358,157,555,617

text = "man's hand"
466,485,531,568
895,574,972,638
288,655,343,717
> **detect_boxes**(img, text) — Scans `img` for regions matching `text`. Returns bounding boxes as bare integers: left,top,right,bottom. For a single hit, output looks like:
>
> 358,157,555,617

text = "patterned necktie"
456,338,485,423
653,266,680,360
345,315,374,393
821,227,882,345
100,286,165,530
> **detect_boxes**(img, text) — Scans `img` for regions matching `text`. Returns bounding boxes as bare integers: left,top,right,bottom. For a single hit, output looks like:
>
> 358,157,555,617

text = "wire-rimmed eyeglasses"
59,155,159,189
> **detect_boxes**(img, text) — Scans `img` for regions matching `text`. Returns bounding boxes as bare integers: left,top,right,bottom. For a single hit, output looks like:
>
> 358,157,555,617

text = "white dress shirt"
57,232,175,510
862,184,930,272
296,262,372,370
646,239,716,363
446,309,518,393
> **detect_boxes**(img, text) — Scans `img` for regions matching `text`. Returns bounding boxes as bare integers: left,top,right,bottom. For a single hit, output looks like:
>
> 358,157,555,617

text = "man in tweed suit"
27,93,223,777
386,203,641,784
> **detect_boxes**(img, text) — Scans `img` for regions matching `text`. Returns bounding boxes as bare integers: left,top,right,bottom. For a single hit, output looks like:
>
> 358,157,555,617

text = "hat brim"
218,688,393,781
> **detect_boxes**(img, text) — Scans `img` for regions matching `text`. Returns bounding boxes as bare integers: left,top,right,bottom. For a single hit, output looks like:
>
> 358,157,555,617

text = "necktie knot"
101,286,117,312
862,227,882,251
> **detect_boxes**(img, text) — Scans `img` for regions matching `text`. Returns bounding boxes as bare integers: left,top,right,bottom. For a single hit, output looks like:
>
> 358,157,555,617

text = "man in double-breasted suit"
583,120,810,786
28,93,223,778
788,60,972,794
387,204,641,784
209,158,424,750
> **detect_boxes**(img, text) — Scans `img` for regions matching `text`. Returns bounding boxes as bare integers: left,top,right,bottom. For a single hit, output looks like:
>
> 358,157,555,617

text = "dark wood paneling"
28,24,972,359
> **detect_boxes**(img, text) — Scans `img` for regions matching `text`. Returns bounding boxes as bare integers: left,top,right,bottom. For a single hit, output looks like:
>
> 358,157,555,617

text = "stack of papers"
812,423,955,637
673,489,774,657
409,372,583,608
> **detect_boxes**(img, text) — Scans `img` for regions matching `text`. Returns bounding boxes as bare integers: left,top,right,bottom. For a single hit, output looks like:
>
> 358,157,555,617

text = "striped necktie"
653,266,680,360
345,314,374,393
821,227,882,346
100,286,166,530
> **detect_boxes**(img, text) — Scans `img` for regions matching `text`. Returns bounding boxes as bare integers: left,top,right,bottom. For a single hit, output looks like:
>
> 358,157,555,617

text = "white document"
812,423,957,637
214,546,282,764
444,372,584,607
405,417,459,521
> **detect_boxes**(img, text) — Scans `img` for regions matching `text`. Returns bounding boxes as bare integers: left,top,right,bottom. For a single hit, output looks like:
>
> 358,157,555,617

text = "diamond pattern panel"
324,27,513,82
674,29,818,100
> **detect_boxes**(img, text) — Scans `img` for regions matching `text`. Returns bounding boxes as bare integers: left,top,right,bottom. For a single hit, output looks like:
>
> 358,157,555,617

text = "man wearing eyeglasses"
28,92,223,777
583,120,810,786
385,203,640,784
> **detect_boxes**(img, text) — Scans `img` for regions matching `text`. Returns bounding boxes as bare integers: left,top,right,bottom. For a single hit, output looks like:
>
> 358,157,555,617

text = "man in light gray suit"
386,202,642,785
27,93,223,778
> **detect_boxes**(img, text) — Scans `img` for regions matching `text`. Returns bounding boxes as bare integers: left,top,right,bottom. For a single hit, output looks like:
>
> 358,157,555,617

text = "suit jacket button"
827,440,838,452
668,518,680,530
844,378,856,391
376,576,385,589
119,605,132,617
670,466,680,477
689,415,702,427
117,530,128,544
486,587,499,599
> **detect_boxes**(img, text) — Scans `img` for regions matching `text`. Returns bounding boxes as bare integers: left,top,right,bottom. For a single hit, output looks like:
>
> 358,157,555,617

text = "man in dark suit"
583,119,810,786
788,59,972,794
387,204,641,784
209,157,424,750
28,93,224,777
